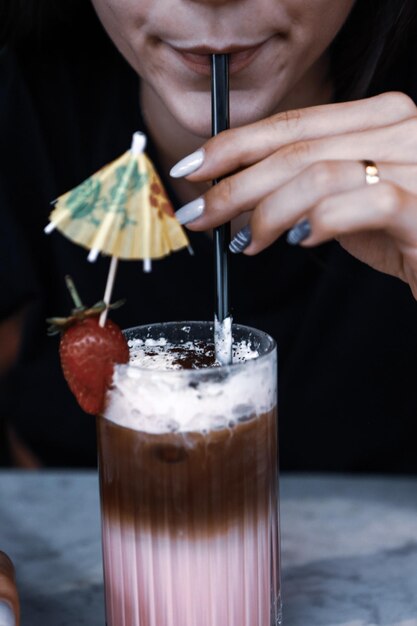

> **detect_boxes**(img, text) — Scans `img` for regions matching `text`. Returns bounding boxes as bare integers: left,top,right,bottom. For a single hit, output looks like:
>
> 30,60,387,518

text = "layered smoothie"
97,322,281,626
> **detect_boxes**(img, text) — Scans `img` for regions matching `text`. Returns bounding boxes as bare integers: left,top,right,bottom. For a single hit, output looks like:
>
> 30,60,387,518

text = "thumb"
0,552,19,626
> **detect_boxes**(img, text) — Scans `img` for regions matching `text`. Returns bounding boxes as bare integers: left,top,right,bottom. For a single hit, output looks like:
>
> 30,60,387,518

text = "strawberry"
48,276,129,415
59,317,129,414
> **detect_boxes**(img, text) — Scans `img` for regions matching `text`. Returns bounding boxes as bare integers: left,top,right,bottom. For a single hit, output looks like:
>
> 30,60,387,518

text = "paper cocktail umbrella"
45,132,190,325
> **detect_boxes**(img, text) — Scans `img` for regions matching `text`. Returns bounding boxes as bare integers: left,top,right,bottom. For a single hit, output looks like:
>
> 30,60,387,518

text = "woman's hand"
173,92,417,297
0,551,19,626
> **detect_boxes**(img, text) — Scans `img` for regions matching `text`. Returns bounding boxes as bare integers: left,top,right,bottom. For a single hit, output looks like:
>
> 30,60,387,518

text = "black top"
1,35,417,471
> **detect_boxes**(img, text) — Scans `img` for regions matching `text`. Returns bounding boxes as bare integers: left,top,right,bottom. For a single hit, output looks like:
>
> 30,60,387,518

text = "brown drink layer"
97,406,277,534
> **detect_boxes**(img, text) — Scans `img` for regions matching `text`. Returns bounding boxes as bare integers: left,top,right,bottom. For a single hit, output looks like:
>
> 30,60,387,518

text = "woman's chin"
168,90,279,139
177,114,213,140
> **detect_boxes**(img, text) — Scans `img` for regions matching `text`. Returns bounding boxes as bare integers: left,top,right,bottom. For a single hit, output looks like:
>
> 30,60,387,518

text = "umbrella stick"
211,54,232,364
99,256,119,327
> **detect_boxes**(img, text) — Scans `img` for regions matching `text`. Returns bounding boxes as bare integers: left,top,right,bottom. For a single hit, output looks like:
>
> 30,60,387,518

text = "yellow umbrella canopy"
45,132,189,263
45,132,191,326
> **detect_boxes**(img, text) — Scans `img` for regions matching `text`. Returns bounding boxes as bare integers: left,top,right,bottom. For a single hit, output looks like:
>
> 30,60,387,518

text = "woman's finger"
246,182,417,276
0,552,19,626
179,117,417,231
299,183,417,248
242,161,417,253
171,92,416,182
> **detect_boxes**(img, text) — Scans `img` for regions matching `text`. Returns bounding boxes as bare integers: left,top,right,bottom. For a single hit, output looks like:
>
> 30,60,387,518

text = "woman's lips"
171,42,266,76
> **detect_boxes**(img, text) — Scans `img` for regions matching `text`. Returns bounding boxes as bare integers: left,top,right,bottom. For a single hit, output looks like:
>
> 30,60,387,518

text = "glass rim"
121,320,277,376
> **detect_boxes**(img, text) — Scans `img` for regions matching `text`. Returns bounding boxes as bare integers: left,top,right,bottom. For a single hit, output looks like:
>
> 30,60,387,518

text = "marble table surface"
1,471,417,626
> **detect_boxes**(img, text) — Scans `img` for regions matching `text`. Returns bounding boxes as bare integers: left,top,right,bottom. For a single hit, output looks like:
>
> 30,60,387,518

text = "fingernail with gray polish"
0,601,16,626
170,148,205,178
229,225,252,254
287,219,312,245
175,197,205,225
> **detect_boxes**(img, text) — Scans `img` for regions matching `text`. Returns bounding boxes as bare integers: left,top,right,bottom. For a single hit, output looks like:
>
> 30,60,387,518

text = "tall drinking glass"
97,321,281,626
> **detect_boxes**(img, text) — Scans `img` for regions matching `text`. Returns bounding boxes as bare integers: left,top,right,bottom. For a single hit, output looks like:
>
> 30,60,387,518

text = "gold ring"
363,160,380,185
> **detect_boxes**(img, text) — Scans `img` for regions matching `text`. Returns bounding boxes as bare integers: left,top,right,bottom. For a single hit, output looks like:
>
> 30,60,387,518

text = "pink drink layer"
98,343,281,626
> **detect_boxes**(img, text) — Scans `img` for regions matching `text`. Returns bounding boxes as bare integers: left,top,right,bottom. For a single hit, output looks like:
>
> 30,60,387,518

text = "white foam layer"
127,337,258,370
104,340,276,434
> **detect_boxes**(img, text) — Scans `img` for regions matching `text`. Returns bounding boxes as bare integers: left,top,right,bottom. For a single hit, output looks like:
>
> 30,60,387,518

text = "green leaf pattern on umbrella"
66,177,102,219
112,162,148,200
104,163,148,229
65,160,149,230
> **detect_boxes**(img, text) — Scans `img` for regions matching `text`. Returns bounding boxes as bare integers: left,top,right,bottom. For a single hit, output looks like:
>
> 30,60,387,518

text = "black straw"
211,54,230,323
